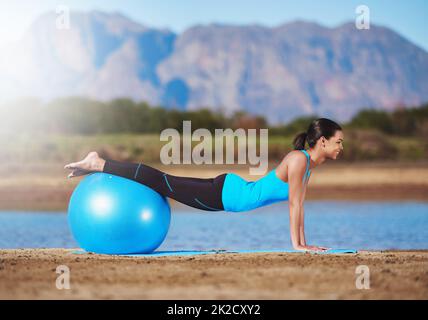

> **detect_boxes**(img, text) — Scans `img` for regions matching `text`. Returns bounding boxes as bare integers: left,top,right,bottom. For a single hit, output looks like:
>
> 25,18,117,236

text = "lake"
0,201,427,251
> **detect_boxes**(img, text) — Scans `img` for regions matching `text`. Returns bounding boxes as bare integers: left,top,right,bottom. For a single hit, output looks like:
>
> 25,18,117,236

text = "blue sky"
1,0,427,50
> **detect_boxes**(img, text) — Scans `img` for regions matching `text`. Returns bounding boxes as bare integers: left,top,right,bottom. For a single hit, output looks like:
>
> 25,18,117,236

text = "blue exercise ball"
68,172,171,254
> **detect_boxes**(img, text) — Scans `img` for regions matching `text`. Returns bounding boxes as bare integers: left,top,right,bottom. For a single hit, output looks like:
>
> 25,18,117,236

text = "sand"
0,249,427,299
1,163,427,300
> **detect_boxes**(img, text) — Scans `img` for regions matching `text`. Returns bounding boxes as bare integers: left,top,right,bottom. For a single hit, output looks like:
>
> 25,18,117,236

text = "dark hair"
292,118,342,150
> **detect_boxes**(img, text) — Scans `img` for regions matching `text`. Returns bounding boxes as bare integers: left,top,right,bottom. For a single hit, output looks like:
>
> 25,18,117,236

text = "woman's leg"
103,159,227,211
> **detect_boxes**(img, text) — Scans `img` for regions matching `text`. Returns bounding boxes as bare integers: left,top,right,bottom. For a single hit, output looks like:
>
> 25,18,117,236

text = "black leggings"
103,160,227,211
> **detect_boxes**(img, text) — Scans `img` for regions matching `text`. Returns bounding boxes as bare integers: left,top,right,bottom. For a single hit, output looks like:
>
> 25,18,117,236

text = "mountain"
0,11,175,105
1,11,427,124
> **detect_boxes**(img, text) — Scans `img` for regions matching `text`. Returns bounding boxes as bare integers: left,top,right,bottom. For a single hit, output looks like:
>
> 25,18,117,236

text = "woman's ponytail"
291,118,342,150
292,132,307,150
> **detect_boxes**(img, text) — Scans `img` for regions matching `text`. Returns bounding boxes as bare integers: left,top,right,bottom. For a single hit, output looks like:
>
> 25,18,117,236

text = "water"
0,201,427,251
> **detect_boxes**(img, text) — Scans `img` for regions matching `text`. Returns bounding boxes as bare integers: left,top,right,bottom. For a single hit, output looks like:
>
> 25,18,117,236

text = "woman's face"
322,130,344,160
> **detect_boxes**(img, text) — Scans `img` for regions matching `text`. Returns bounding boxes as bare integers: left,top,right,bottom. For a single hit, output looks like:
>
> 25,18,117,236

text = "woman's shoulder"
275,150,307,181
282,149,307,164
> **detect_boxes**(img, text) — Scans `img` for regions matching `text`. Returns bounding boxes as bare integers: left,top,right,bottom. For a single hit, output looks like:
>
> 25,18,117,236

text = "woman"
65,118,344,252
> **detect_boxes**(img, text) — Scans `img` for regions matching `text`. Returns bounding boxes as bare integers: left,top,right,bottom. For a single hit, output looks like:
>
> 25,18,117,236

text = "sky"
0,0,427,51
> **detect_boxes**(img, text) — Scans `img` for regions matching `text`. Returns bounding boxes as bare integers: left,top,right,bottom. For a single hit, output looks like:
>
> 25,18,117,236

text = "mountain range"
1,10,427,124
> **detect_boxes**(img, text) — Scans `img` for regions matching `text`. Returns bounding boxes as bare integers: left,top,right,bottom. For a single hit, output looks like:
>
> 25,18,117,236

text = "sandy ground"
0,249,427,299
1,162,427,211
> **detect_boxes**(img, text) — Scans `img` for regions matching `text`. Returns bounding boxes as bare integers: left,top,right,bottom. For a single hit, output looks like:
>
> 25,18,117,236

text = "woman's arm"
287,153,307,249
299,181,309,246
289,204,302,248
287,153,328,251
299,204,306,246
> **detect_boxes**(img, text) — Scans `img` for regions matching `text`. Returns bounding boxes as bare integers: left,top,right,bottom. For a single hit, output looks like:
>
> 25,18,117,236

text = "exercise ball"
68,172,171,254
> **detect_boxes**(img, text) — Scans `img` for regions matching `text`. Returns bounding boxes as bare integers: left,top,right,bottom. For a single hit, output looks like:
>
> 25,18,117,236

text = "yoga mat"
73,248,358,257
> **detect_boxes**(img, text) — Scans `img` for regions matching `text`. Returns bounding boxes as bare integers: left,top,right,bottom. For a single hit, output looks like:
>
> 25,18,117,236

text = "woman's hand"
293,245,331,252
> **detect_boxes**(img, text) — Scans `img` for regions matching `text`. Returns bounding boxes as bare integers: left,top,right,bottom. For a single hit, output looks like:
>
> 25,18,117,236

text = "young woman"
65,118,344,252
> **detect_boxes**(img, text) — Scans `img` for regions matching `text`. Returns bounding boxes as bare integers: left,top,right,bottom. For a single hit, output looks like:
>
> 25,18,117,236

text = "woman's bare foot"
64,151,106,178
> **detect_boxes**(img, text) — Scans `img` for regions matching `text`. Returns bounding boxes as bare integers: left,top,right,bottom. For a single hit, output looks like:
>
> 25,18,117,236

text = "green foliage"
348,104,428,137
348,109,394,134
1,96,427,138
0,97,237,135
0,97,427,163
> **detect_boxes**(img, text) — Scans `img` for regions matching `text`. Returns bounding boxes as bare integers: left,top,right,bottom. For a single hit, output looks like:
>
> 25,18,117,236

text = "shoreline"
0,248,427,299
1,163,427,211
0,184,427,212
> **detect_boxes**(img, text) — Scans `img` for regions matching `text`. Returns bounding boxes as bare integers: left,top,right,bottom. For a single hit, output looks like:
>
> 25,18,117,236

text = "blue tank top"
222,150,311,212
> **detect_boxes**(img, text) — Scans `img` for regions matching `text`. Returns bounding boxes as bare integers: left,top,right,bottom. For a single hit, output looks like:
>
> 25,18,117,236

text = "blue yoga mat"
73,248,358,257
